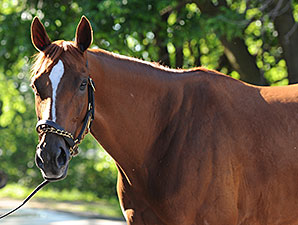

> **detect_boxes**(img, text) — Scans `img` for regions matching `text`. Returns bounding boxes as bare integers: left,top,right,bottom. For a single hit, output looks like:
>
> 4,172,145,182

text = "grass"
0,184,123,218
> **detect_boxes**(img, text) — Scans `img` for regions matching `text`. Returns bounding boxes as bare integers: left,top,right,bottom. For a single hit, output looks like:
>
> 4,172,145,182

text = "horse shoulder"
139,73,242,223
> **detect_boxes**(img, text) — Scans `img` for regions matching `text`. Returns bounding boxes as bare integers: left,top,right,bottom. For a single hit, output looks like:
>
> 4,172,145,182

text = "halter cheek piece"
35,77,95,157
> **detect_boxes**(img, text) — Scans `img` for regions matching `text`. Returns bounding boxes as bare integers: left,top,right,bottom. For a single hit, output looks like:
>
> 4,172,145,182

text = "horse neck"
87,50,180,183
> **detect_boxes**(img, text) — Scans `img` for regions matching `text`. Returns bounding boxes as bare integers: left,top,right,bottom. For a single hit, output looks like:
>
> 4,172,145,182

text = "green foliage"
205,7,246,40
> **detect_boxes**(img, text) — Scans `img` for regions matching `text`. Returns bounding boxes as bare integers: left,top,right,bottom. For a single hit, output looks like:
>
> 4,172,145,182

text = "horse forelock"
31,40,84,82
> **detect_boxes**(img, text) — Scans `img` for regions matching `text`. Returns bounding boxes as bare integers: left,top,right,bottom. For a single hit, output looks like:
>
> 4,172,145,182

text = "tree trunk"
270,0,298,84
220,37,265,85
176,46,183,68
217,52,232,73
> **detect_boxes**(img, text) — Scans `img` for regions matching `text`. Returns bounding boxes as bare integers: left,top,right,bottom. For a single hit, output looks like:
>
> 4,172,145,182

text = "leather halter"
36,77,95,157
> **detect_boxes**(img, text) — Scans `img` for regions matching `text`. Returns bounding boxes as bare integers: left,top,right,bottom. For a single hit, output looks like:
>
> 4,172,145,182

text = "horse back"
144,72,298,224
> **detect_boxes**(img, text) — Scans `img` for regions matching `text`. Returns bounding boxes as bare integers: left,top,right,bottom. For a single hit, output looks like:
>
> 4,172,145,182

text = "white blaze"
49,60,64,122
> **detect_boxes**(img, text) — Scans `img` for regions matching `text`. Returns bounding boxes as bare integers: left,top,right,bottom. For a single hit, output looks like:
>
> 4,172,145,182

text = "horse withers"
31,16,298,225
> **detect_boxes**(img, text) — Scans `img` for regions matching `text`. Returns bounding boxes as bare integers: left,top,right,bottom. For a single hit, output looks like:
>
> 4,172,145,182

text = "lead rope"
0,179,50,219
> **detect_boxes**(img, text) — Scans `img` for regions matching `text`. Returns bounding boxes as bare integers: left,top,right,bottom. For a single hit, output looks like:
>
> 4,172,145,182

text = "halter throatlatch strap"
36,77,95,157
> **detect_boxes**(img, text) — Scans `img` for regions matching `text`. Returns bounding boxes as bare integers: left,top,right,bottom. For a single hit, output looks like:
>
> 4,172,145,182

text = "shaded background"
1,0,298,203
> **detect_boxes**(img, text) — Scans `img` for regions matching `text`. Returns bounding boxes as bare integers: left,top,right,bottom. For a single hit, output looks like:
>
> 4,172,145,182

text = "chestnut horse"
31,16,298,225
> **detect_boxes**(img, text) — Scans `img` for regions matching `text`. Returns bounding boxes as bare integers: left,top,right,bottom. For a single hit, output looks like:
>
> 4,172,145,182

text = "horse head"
30,16,94,181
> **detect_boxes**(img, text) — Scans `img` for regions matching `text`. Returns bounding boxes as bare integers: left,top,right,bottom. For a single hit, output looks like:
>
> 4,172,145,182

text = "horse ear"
31,17,51,52
75,16,93,52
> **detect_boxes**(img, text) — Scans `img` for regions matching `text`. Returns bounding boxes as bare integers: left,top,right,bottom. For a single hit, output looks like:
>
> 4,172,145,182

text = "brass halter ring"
36,77,95,157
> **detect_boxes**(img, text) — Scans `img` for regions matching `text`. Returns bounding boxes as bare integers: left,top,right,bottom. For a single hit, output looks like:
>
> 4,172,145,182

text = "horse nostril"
35,153,44,170
56,147,67,168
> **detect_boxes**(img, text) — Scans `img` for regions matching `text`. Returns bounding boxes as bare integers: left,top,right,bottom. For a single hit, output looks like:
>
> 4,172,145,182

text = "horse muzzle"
35,133,70,181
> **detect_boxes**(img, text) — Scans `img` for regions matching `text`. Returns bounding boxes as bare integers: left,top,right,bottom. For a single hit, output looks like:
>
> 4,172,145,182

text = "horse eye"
79,80,87,91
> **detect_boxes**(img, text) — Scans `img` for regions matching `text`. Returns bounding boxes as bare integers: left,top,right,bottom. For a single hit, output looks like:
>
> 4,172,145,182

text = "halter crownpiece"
36,77,95,157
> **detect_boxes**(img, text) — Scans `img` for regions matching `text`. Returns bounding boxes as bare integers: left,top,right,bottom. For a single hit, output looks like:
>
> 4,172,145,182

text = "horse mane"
88,48,222,77
31,41,83,80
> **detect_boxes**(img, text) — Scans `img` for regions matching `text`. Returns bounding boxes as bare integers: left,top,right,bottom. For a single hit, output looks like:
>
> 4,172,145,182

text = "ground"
0,198,126,225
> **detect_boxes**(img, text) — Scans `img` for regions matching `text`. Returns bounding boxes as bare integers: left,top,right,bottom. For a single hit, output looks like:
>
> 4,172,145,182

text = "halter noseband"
35,77,95,157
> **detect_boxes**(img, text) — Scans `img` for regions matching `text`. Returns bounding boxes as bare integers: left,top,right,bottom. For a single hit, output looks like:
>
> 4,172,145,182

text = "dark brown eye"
80,79,87,91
